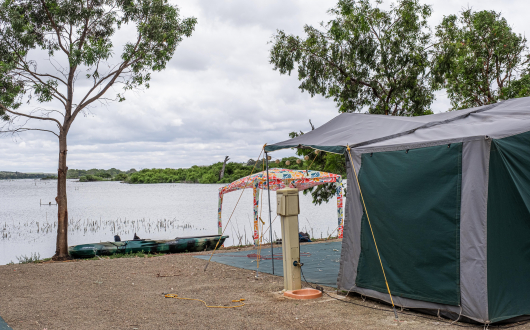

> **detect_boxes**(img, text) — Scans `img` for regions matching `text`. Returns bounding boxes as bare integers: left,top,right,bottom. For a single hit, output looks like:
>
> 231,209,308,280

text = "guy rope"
346,144,399,320
165,294,245,309
203,147,264,272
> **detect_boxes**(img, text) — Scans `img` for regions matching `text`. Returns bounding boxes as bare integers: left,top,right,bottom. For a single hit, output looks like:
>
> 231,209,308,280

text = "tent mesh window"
487,130,530,322
355,143,462,306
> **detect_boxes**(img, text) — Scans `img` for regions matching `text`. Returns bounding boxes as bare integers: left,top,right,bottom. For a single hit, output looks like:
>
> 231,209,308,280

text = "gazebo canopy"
217,168,344,243
219,168,342,195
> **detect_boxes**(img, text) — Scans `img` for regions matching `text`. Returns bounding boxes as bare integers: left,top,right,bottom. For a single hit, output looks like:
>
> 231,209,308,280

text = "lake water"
0,179,340,265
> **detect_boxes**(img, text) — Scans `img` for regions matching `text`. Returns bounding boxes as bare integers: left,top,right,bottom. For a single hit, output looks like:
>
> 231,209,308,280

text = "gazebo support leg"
218,192,223,236
253,183,260,245
336,180,344,238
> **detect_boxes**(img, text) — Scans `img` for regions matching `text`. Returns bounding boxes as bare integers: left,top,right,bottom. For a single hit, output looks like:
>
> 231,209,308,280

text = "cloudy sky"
1,0,528,173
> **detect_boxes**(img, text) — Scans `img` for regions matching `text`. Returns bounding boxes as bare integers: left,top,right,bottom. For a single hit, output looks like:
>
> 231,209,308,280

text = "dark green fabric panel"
487,130,530,323
264,144,346,154
264,144,298,152
355,143,462,306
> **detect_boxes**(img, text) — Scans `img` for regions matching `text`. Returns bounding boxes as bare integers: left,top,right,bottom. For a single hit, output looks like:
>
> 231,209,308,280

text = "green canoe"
68,235,229,258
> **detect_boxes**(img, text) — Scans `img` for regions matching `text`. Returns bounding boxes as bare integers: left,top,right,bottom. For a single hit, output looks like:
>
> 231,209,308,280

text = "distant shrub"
79,175,104,182
40,175,58,180
113,173,129,181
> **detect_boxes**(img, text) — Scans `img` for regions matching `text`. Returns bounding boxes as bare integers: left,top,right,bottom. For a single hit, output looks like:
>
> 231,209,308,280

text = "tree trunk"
219,156,230,180
52,132,70,260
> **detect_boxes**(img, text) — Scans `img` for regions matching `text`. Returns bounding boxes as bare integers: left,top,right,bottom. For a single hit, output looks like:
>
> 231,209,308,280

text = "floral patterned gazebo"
218,168,344,244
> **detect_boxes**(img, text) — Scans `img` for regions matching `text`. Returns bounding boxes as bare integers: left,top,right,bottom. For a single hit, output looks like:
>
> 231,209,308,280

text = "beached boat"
68,235,229,258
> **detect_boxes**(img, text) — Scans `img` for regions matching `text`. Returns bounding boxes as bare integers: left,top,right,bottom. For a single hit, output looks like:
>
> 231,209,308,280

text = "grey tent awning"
264,97,530,153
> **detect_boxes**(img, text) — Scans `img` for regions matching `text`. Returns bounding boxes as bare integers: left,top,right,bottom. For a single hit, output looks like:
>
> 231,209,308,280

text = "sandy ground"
1,246,529,330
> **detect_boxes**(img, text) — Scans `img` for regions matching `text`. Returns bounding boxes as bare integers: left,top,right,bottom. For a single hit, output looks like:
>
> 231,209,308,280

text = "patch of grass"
86,251,165,260
219,243,253,250
12,252,167,264
16,252,42,264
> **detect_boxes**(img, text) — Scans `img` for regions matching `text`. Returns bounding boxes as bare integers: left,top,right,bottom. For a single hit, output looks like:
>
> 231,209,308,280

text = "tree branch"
2,39,69,104
1,105,63,128
74,32,145,119
13,71,67,107
14,67,67,86
1,127,59,138
298,45,381,100
74,5,117,44
39,0,70,55
76,7,91,51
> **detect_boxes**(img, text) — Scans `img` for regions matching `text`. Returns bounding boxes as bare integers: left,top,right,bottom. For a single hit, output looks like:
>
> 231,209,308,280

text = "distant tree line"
126,157,320,184
0,171,54,180
2,162,341,186
67,168,137,182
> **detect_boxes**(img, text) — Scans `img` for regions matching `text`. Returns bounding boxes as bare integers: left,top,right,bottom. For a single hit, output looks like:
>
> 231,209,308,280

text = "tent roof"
219,168,341,195
264,97,530,154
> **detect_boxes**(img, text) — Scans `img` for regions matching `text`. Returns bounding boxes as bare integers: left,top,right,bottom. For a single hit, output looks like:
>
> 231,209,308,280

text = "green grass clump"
16,252,42,264
87,251,165,260
11,252,163,264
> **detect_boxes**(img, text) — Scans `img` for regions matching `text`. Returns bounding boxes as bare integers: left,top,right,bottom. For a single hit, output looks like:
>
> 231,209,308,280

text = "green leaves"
271,0,436,204
0,66,23,121
432,9,530,110
34,79,58,103
500,73,530,99
270,0,434,116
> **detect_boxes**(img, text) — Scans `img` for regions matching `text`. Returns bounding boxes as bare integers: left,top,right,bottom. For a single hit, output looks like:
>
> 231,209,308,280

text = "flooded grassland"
0,179,339,265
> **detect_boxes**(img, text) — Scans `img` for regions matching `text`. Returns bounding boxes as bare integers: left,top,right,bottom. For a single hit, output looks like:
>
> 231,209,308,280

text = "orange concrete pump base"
284,288,323,300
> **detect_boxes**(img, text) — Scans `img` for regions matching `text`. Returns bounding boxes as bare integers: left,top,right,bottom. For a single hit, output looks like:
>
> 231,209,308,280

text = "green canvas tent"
264,97,530,324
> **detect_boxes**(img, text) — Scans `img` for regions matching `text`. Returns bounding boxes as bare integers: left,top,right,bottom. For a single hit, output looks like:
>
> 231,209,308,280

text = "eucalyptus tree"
270,0,434,116
432,9,530,110
0,0,197,260
270,0,433,204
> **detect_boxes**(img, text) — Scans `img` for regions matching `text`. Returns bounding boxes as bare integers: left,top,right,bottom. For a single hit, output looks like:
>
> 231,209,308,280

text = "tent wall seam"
483,138,492,322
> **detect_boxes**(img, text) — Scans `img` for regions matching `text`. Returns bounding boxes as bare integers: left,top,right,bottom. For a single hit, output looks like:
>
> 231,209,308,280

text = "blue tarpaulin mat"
0,316,11,330
195,241,341,288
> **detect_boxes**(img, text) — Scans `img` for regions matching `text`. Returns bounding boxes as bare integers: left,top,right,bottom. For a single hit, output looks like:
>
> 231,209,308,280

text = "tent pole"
265,151,274,275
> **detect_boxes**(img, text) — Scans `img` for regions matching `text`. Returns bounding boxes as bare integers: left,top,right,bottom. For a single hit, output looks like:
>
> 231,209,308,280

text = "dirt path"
0,250,528,330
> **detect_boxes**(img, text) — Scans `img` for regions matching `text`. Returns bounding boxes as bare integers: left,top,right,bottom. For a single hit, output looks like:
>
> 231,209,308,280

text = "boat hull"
68,235,229,258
